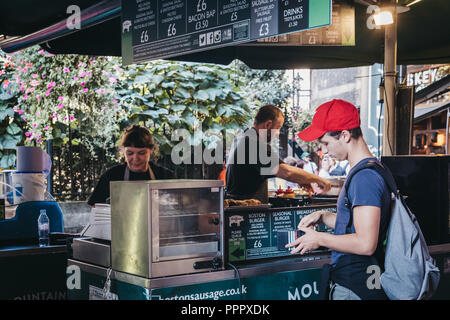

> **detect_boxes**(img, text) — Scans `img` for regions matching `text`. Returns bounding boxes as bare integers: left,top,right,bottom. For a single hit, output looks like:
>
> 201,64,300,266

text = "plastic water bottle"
38,209,50,247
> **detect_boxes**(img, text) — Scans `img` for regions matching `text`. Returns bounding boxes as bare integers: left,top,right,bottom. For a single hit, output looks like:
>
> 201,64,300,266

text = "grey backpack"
345,160,440,300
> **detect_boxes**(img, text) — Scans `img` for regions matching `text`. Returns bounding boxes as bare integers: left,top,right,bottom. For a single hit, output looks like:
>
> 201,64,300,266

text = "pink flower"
63,67,69,73
58,103,64,109
74,76,79,81
45,89,51,97
37,139,41,143
25,132,31,137
32,74,38,79
36,111,40,116
33,124,38,128
44,126,50,130
69,115,75,121
58,96,64,101
30,79,40,86
64,117,68,121
101,106,106,110
38,49,45,54
81,82,85,87
18,110,23,115
23,94,28,100
37,95,41,102
83,88,88,93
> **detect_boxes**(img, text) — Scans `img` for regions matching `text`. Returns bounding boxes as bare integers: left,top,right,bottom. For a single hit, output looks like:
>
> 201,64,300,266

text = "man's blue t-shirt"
331,158,391,267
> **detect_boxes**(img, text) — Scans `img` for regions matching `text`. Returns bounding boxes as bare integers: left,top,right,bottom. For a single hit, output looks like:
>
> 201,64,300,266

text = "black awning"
1,0,449,69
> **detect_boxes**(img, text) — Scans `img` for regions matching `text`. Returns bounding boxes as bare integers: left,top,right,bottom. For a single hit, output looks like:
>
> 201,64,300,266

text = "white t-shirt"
303,161,318,174
318,168,331,179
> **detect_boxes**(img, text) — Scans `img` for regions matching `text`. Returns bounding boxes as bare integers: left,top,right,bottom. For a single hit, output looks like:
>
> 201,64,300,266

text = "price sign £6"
140,30,149,43
167,23,177,37
187,0,218,33
197,0,207,12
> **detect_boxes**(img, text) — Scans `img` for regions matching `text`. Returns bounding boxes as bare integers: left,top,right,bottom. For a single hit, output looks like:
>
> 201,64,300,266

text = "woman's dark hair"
119,125,159,161
254,104,284,125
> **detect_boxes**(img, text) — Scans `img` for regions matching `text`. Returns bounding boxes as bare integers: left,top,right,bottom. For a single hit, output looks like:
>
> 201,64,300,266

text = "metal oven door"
151,187,223,275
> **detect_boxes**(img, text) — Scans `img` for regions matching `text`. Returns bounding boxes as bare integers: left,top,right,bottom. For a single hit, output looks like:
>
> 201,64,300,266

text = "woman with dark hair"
87,125,172,206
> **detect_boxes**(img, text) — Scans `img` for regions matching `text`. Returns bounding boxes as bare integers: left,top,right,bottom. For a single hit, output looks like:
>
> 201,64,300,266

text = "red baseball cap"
297,99,360,142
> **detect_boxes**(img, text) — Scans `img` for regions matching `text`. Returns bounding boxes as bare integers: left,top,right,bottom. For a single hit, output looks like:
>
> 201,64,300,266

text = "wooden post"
382,4,397,156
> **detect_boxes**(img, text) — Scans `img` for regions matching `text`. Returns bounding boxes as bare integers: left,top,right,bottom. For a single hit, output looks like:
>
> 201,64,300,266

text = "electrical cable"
384,86,395,155
378,78,385,158
378,101,383,159
227,262,243,300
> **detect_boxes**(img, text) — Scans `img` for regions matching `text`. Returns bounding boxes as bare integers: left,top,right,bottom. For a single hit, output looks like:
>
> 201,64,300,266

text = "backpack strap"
344,159,398,234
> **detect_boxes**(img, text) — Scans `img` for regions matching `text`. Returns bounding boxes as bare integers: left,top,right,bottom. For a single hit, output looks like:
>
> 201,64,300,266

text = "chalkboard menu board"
121,0,332,65
225,205,336,263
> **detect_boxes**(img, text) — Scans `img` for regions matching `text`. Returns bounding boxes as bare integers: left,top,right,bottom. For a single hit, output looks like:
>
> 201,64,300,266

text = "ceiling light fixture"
373,4,410,26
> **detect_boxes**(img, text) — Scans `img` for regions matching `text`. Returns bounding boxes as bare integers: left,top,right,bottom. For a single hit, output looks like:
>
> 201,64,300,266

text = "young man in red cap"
287,99,391,300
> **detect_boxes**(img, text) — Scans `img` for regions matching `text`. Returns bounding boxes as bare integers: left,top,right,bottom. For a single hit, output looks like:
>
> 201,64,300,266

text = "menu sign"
225,205,336,263
247,1,355,46
121,0,332,65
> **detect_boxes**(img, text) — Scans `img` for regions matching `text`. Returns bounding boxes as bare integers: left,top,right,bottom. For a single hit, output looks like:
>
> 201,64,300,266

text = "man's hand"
298,210,324,230
298,184,313,194
276,164,331,194
310,176,331,194
285,227,322,255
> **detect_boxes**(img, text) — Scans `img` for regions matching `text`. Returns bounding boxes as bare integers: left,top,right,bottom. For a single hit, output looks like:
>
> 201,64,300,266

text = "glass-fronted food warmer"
110,180,224,278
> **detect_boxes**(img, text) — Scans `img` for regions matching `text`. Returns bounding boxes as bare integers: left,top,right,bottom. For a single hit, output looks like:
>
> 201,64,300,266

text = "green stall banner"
114,268,323,301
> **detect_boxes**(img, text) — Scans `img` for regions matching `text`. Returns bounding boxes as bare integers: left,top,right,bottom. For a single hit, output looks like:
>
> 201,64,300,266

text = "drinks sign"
121,0,332,65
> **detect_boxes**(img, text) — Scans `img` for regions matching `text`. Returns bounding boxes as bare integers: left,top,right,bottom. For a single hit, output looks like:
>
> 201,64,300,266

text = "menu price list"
225,205,336,262
122,0,329,63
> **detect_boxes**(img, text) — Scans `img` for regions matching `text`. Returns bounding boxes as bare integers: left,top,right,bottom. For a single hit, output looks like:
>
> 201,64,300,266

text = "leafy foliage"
8,47,128,160
291,106,319,151
116,60,256,156
231,59,292,108
0,54,24,168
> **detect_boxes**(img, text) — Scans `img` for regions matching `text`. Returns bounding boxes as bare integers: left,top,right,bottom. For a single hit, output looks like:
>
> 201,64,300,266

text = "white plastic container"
11,172,46,204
